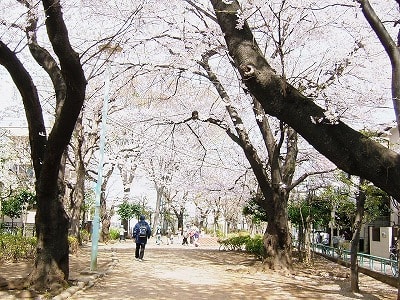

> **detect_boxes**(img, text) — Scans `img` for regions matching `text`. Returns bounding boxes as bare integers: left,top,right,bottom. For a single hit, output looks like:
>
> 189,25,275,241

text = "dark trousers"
135,243,146,259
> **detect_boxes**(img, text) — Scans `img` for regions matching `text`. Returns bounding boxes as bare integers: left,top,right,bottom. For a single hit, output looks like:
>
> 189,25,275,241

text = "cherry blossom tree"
1,0,400,293
210,0,400,202
356,0,400,135
0,0,86,291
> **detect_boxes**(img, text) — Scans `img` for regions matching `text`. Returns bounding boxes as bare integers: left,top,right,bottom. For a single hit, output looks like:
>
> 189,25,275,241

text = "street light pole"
90,43,121,271
90,64,111,271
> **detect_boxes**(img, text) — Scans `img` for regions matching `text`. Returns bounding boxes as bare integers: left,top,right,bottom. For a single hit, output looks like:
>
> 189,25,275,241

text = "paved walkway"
0,237,397,299
68,238,232,300
65,239,396,300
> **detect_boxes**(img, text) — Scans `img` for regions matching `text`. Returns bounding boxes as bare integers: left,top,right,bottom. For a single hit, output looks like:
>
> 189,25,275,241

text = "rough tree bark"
69,114,85,239
0,0,86,291
99,165,115,242
210,0,400,202
168,191,187,233
198,52,293,269
149,158,168,233
152,184,164,232
351,178,366,293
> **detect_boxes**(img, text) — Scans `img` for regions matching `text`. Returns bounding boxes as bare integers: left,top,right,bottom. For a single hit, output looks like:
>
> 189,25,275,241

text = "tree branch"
210,0,400,201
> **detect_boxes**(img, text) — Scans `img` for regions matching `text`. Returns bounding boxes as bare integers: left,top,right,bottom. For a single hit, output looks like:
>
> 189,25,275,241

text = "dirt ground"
0,239,398,299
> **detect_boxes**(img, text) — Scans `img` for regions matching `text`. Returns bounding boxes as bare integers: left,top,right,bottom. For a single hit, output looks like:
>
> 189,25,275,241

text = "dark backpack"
138,224,147,238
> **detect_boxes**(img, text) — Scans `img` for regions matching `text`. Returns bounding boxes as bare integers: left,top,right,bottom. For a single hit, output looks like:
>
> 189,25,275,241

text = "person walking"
133,215,151,261
155,225,162,245
166,227,173,245
182,227,189,246
119,225,126,242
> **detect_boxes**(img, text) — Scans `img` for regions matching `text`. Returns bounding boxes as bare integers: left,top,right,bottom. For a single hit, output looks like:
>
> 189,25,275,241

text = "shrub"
109,228,120,240
214,229,224,238
218,232,265,260
245,234,265,259
218,232,250,251
80,229,90,243
68,236,79,254
229,233,251,250
0,233,37,261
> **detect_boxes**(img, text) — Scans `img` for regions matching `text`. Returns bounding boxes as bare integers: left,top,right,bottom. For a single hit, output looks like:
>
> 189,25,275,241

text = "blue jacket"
133,221,151,244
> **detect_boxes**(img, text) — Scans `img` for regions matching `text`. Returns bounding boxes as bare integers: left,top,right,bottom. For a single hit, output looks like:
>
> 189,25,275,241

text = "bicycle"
389,243,399,277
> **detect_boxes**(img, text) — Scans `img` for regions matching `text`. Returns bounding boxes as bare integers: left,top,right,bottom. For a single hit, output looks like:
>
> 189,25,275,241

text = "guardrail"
312,243,396,277
0,222,36,236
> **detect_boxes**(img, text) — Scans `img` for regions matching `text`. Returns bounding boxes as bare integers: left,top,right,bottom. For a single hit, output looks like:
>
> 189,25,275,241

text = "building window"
372,227,380,242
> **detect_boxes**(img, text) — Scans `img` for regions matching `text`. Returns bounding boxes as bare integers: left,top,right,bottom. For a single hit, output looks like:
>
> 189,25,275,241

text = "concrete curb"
52,249,119,300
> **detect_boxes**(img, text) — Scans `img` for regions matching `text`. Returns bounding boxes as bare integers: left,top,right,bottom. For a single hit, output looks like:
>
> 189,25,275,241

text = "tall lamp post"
90,43,121,271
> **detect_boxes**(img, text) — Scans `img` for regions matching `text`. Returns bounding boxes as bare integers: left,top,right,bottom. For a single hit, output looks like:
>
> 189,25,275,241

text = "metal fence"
0,222,36,236
313,243,396,277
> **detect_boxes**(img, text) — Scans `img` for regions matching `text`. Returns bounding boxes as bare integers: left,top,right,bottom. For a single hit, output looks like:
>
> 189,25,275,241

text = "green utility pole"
90,43,122,271
90,65,110,271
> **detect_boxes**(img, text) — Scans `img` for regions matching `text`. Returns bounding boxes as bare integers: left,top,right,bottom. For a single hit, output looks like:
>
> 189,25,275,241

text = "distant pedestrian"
182,228,189,245
119,225,126,242
321,233,329,254
155,225,162,245
189,225,199,247
177,228,182,244
133,215,151,261
193,229,200,247
166,227,174,245
316,232,322,244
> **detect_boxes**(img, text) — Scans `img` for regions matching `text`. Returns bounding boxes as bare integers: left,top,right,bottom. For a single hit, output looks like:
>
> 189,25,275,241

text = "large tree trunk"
32,184,69,290
297,222,304,260
69,114,85,239
177,212,184,233
100,193,112,243
30,0,85,290
0,0,86,292
351,178,366,292
304,215,312,264
197,208,208,231
96,165,114,242
210,0,400,201
262,192,292,269
70,155,85,238
213,211,220,234
152,184,164,232
199,51,293,269
0,40,71,291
